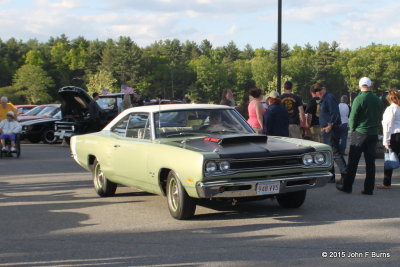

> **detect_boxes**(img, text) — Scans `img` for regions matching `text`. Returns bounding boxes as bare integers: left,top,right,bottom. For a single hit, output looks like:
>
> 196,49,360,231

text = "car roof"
125,103,232,113
103,104,234,130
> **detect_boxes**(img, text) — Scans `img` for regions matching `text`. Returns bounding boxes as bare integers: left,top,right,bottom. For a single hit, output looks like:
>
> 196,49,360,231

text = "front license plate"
60,130,65,139
256,181,280,195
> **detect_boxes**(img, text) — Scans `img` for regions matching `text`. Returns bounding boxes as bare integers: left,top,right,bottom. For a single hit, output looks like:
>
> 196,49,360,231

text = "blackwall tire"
276,190,307,209
92,159,117,197
42,128,57,144
166,171,196,220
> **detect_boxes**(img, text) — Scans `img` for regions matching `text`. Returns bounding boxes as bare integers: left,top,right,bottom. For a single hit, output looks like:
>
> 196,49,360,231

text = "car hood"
165,134,315,159
58,86,92,117
20,117,60,126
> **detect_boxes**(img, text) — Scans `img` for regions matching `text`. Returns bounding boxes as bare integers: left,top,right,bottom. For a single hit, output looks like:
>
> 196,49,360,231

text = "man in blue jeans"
337,77,383,195
314,83,347,183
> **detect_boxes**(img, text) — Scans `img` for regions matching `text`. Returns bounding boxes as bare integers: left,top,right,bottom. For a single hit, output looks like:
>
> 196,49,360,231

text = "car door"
111,112,151,188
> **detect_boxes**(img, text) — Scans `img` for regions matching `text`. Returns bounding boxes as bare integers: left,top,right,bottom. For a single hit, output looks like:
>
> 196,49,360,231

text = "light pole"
277,0,282,93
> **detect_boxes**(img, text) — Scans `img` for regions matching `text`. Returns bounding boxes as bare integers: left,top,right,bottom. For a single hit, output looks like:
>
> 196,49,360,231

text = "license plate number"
256,181,280,195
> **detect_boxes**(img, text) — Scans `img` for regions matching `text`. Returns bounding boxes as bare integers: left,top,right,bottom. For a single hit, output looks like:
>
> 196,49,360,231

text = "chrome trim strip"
196,171,332,198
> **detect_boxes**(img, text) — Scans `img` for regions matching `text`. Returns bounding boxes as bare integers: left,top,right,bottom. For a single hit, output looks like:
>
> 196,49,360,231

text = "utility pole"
277,0,282,93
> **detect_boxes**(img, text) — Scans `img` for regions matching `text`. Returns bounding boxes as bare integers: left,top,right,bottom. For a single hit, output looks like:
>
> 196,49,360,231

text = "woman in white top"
380,89,400,189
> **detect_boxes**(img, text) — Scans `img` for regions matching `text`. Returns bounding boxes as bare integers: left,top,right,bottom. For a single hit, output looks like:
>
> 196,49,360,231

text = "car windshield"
153,109,254,138
97,97,118,110
53,111,62,119
24,106,45,115
37,106,59,116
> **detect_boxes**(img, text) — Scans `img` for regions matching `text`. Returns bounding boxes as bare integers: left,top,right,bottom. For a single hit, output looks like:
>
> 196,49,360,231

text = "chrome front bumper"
196,171,332,198
54,130,73,138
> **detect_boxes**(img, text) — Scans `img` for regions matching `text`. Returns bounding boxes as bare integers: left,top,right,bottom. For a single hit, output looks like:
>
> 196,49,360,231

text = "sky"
0,0,399,50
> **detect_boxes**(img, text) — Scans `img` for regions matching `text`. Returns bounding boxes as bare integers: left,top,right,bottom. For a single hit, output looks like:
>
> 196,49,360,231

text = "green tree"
13,64,54,104
86,69,118,95
188,55,228,103
251,55,275,91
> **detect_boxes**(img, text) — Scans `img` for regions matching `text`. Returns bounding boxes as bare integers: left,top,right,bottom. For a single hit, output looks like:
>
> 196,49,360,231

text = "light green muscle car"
71,104,333,220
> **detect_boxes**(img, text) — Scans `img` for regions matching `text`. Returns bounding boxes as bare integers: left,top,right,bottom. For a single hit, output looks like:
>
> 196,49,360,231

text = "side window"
126,113,151,139
111,115,130,136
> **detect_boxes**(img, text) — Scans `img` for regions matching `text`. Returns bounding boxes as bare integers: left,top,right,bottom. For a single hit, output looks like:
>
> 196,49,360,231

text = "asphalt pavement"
0,143,399,266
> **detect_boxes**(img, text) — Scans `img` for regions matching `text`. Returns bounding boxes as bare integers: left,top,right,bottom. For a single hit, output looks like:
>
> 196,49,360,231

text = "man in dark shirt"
315,84,347,183
304,85,321,142
263,91,289,137
280,81,305,139
337,77,383,195
89,92,103,132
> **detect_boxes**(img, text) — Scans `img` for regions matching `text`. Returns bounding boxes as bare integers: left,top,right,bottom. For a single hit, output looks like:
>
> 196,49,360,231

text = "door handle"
114,144,120,148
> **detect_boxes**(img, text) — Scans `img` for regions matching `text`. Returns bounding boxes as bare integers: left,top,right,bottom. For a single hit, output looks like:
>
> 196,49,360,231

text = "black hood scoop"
184,134,314,159
203,134,267,145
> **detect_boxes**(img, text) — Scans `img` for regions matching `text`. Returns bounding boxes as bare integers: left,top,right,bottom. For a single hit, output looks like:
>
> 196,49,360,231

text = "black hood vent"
203,134,267,145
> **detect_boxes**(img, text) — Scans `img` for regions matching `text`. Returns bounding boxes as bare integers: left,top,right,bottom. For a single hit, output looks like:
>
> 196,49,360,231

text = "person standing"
220,88,235,107
337,77,383,195
378,89,400,189
263,91,289,137
338,95,351,155
305,84,322,142
280,81,305,139
247,88,266,134
315,84,347,183
89,92,104,132
0,96,17,121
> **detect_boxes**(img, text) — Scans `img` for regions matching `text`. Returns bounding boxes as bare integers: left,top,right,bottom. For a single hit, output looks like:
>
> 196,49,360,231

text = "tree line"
0,34,399,105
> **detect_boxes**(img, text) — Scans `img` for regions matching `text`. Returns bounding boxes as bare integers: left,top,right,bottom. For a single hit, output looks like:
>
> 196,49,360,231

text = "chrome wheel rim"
94,164,105,190
168,177,179,211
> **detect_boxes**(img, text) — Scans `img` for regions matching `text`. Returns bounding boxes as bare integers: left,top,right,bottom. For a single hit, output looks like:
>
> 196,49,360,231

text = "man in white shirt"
338,95,350,155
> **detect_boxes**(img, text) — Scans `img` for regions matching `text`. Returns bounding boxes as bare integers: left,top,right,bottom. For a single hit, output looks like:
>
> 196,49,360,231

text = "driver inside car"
203,110,231,132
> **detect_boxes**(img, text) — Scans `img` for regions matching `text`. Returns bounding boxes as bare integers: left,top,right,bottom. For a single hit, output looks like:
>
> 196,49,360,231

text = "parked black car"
20,111,61,144
54,86,128,143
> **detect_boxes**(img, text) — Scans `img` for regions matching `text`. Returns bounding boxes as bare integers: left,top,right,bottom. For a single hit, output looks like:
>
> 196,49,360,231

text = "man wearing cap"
315,83,347,183
0,111,22,152
0,96,17,121
337,77,383,195
263,91,289,137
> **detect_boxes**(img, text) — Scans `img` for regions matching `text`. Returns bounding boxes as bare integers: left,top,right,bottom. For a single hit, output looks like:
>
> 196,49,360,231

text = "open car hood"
180,134,315,158
58,86,92,118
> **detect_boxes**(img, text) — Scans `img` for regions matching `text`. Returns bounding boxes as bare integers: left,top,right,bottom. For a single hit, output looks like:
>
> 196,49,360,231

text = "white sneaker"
10,147,16,152
1,147,6,152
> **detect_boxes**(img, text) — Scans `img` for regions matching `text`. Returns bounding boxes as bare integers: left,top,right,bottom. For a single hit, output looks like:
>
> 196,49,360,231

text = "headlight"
219,161,230,171
302,154,313,165
314,153,326,164
205,161,217,173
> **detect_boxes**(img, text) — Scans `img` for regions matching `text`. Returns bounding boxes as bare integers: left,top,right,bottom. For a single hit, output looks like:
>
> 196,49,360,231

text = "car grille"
55,122,74,131
229,156,303,171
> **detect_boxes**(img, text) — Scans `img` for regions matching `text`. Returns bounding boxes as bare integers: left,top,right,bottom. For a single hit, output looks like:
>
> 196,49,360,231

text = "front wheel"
42,128,58,144
166,171,196,220
276,190,307,208
92,159,117,197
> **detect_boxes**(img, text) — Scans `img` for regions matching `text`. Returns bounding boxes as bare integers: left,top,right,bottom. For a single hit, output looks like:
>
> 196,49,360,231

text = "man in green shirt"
337,77,383,195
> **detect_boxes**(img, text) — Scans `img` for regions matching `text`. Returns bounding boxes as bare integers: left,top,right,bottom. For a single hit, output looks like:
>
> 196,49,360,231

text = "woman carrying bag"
380,89,400,189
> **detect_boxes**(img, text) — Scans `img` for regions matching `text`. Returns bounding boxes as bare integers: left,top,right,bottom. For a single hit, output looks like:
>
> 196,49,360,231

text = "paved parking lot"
0,143,399,266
